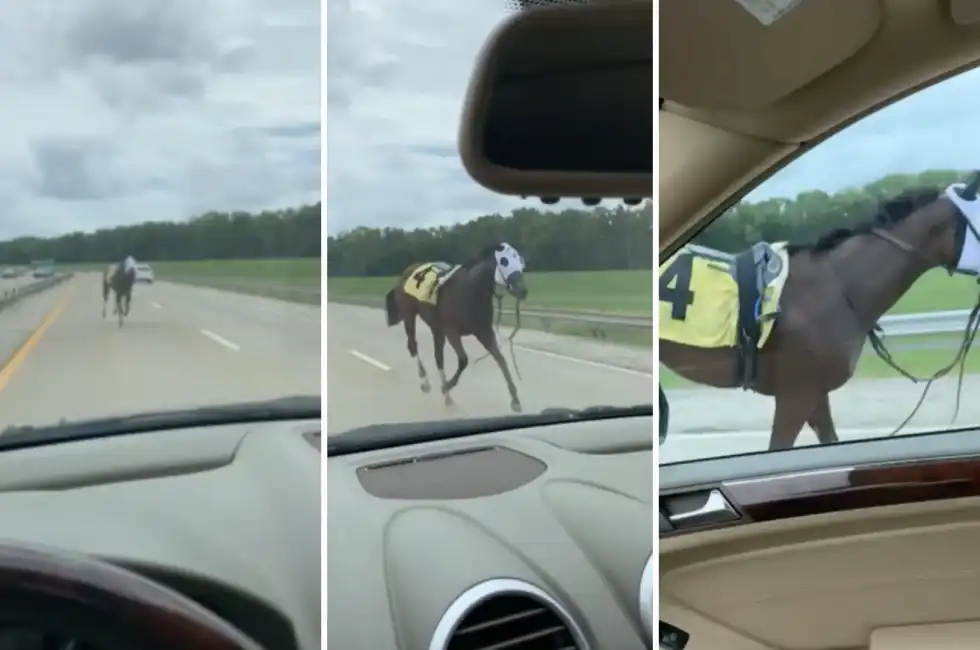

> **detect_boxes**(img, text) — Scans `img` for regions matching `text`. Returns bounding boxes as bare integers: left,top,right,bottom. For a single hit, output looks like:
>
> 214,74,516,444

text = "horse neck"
463,260,497,301
827,224,935,327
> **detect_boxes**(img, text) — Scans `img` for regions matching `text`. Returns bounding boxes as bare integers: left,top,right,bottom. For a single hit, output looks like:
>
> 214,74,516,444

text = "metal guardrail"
0,273,72,309
167,276,975,339
878,310,974,337
327,293,652,330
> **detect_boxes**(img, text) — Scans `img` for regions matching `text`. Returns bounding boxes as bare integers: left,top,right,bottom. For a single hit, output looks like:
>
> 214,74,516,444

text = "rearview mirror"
458,1,652,201
659,384,669,445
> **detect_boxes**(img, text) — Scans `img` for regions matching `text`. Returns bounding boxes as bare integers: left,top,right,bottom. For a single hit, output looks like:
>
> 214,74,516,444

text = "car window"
660,66,980,464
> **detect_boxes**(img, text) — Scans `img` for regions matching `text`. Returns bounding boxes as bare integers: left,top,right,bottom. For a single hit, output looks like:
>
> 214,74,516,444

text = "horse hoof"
444,395,455,408
511,400,522,413
420,381,431,393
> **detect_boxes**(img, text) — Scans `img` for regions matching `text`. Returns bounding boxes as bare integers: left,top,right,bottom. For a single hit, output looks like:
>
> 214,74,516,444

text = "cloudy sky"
327,0,541,235
0,0,319,239
747,66,980,202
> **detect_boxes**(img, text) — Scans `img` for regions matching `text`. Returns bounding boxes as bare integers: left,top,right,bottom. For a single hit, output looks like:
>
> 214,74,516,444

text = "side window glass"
660,67,980,462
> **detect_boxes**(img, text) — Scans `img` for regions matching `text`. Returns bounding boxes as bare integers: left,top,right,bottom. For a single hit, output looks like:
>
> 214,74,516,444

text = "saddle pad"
403,262,457,305
658,242,790,349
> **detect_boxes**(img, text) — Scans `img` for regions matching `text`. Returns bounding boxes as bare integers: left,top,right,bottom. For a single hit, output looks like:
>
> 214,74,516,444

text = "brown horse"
661,174,980,451
102,256,137,328
385,242,528,412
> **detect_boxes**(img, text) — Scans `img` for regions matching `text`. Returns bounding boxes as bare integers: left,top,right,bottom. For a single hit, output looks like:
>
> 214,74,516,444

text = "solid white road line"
201,329,241,351
348,349,392,371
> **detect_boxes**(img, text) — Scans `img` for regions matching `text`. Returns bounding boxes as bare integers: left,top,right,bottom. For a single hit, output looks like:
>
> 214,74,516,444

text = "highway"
327,302,654,434
0,273,320,430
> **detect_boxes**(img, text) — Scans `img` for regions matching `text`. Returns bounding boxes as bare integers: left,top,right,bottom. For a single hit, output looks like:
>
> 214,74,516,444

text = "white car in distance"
134,263,155,284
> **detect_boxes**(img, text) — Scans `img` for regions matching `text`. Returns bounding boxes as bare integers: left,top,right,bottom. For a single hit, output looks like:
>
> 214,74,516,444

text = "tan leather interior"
661,496,980,650
660,0,980,255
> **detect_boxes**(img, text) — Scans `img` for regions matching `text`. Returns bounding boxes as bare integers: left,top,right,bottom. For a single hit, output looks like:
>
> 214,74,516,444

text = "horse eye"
500,258,509,267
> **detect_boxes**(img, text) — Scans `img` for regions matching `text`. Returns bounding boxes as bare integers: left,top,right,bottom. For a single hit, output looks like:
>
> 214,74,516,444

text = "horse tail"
385,289,401,327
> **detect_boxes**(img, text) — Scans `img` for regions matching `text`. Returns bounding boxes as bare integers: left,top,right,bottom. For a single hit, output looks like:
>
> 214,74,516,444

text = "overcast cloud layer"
0,0,319,239
327,0,541,235
748,67,980,202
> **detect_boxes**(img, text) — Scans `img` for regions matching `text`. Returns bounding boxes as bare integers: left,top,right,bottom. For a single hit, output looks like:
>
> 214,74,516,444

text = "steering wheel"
0,541,264,650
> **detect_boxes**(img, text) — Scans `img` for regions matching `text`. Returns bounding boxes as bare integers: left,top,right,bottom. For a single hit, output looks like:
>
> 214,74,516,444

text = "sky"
327,0,540,235
746,66,980,202
0,0,320,240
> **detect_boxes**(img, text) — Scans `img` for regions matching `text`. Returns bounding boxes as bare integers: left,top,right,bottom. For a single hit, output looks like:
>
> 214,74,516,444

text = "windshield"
0,1,321,434
326,0,654,435
660,67,980,464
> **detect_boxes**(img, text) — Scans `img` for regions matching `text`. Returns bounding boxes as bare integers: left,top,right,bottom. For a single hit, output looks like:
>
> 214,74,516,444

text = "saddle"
424,263,459,301
687,241,784,389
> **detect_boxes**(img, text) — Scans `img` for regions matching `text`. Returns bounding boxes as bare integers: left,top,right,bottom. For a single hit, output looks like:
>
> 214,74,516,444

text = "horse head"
486,242,528,300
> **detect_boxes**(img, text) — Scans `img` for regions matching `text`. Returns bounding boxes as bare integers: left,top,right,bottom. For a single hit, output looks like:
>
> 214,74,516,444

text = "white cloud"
326,0,540,234
0,0,320,239
748,67,980,201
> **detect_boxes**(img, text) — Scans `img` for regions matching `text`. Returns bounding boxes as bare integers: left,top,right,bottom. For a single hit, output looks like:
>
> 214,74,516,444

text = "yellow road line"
0,288,74,394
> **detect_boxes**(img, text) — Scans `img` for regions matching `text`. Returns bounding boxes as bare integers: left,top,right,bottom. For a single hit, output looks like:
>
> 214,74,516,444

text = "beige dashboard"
0,420,321,650
326,415,654,650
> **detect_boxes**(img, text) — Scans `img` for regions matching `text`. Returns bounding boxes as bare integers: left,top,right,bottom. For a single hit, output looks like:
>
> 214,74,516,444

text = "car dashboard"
0,419,321,650
327,414,654,650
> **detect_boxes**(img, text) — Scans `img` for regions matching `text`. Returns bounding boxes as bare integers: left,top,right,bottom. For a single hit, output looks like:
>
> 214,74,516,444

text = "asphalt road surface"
327,302,654,435
662,373,980,463
0,273,320,430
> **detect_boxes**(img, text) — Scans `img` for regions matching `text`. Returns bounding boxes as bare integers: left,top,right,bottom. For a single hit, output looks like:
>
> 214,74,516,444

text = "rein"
472,289,524,382
862,223,980,437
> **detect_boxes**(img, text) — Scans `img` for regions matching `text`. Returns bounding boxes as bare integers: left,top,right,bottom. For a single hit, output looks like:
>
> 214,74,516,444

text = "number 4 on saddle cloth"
404,262,461,305
659,241,790,389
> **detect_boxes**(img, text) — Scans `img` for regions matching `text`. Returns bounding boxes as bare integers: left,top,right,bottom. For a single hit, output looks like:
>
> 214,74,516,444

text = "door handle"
666,489,739,526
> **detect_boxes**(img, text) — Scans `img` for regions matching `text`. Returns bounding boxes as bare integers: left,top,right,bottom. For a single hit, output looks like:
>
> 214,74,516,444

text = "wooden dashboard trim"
722,455,980,523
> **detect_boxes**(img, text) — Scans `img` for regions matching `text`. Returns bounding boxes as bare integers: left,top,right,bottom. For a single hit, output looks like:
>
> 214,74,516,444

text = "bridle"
861,172,980,435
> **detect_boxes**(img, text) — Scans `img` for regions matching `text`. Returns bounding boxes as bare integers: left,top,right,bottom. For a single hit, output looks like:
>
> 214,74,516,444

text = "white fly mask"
945,182,980,274
124,256,136,272
493,243,526,289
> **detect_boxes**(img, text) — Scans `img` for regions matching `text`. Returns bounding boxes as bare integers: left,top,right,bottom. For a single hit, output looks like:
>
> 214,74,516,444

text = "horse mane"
785,186,942,256
463,245,497,269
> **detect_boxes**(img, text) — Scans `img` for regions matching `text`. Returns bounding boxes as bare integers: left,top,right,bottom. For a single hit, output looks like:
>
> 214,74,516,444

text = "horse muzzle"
507,273,528,300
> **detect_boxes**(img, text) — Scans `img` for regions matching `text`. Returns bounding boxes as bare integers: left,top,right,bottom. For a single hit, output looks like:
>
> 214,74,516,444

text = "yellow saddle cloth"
658,242,790,349
403,262,454,305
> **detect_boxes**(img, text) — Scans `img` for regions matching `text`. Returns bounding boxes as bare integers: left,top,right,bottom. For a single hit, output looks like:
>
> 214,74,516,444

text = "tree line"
0,203,321,265
693,169,968,253
0,168,953,270
327,202,655,276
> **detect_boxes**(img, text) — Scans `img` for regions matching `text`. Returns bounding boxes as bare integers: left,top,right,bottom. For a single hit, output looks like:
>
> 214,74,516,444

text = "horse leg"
805,392,840,445
441,332,468,401
102,283,108,319
769,392,818,451
432,330,452,406
475,330,521,413
404,316,430,393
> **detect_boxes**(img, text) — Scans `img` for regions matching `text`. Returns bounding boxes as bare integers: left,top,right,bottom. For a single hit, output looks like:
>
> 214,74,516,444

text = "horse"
384,242,529,412
660,173,980,451
102,256,137,327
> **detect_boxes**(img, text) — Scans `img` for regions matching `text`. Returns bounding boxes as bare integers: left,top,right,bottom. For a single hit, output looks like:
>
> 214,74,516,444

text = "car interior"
660,1,980,650
328,1,654,649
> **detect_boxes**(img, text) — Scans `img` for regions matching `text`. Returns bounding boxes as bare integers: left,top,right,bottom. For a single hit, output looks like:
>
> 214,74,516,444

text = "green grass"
660,332,980,388
63,258,322,303
328,269,653,316
329,269,653,347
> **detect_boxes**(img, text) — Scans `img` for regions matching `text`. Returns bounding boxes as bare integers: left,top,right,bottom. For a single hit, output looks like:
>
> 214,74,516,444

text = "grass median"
329,269,654,348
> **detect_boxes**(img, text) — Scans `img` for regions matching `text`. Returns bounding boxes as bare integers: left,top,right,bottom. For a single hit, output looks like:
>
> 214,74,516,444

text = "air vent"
430,578,588,650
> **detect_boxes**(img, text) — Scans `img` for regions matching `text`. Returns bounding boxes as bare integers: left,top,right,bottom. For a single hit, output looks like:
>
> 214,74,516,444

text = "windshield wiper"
0,395,320,450
328,403,652,456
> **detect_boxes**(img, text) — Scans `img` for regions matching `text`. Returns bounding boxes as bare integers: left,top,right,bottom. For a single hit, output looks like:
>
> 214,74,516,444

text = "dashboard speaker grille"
447,594,581,650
